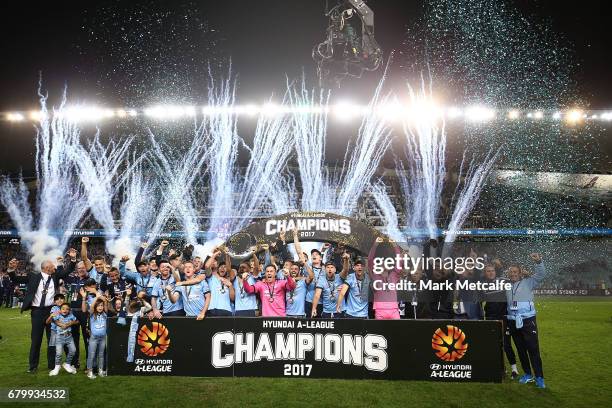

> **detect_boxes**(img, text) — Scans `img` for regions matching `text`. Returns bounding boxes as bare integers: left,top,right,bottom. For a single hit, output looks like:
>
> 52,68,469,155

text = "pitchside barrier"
108,317,503,382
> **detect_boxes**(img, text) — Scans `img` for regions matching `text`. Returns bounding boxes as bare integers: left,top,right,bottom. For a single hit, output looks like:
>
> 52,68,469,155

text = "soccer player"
506,253,547,389
168,253,182,274
134,241,161,276
63,259,96,370
269,229,291,267
176,247,235,316
259,244,286,280
100,267,132,305
305,248,325,317
242,264,296,317
193,256,203,272
311,256,348,318
80,237,106,284
151,259,185,317
167,260,210,319
232,249,260,317
370,237,401,320
285,252,315,318
337,256,369,318
118,252,159,300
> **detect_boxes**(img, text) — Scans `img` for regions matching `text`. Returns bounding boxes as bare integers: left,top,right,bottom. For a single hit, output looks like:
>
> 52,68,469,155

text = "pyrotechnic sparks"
147,121,208,246
203,73,240,241
108,160,157,265
289,77,392,215
0,90,89,266
398,80,446,239
70,133,133,248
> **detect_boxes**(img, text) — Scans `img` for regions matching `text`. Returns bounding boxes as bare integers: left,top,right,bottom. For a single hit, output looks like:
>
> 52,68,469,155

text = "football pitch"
0,297,610,408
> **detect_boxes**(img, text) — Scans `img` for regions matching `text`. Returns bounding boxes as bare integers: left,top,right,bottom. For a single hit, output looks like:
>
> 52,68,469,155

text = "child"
50,303,79,376
45,294,66,360
114,288,133,325
127,291,153,316
81,279,99,309
86,295,108,379
126,292,153,363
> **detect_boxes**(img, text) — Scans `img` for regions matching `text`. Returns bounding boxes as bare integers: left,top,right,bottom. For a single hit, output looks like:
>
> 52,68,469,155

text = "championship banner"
108,318,503,382
225,211,384,256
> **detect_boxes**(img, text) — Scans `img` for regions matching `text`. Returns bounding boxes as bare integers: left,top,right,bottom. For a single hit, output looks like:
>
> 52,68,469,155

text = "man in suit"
2,258,19,307
10,248,77,373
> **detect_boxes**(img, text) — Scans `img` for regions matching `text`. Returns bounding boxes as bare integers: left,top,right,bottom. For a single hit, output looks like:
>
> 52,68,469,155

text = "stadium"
0,1,610,407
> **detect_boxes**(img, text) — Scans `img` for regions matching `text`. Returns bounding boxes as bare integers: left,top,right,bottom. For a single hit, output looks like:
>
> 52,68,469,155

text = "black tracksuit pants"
508,316,544,378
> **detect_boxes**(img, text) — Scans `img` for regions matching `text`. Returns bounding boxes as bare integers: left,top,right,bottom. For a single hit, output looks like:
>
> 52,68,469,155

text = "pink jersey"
368,241,401,314
375,308,400,320
372,268,400,312
243,276,296,317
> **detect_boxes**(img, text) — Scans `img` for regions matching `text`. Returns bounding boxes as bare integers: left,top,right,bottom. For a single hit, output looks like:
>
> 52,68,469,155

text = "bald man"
17,249,77,373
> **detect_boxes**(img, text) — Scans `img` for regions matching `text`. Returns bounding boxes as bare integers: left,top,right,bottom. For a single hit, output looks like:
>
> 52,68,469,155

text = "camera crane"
313,0,383,88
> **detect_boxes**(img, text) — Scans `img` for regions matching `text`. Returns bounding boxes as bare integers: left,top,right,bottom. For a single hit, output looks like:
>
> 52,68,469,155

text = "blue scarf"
126,315,139,362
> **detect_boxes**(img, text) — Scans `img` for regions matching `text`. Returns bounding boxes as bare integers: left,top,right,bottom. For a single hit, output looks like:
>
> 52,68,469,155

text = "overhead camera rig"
313,0,383,88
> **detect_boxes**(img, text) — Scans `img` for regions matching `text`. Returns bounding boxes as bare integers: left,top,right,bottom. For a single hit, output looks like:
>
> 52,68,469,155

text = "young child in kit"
86,294,108,379
49,303,79,376
45,294,66,355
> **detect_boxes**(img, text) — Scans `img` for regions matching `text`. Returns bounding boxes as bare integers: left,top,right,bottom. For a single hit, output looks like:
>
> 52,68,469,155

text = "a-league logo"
137,322,171,357
431,325,468,362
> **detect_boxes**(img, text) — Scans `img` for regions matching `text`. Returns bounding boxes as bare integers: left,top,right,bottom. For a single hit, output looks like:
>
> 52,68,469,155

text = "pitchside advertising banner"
108,317,503,382
2,227,612,238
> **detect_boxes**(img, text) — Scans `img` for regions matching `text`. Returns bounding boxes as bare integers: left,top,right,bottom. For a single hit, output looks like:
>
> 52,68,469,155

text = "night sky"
0,0,610,175
1,0,611,108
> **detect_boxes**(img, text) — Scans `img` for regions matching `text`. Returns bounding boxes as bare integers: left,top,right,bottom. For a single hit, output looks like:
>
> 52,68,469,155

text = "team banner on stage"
108,318,503,382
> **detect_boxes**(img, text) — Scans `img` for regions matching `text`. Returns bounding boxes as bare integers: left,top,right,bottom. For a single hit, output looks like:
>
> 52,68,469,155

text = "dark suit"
0,275,13,307
11,260,75,370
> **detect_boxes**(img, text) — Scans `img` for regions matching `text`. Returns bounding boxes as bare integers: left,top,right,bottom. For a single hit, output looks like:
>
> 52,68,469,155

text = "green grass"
1,297,611,408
